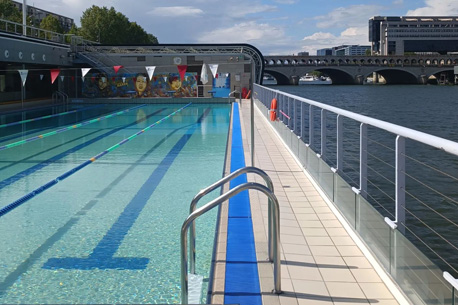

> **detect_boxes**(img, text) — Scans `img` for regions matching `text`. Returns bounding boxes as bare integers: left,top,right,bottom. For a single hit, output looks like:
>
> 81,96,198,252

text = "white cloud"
407,0,458,15
198,21,287,45
224,4,277,18
273,0,298,4
393,0,404,5
148,6,204,17
314,5,384,29
301,27,368,55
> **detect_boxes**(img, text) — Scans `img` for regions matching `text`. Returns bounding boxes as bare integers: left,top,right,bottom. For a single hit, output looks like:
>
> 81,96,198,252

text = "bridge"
263,55,458,85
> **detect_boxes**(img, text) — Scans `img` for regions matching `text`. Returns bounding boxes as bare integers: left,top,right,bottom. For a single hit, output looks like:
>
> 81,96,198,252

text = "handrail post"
360,123,367,198
309,105,314,147
320,109,327,158
395,135,406,234
337,114,343,171
181,182,281,304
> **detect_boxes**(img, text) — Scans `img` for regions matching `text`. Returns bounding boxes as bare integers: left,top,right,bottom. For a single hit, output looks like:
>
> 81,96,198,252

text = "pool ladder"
180,166,281,304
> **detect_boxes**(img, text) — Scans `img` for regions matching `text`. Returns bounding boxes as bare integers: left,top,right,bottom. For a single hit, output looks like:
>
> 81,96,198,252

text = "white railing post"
301,102,305,139
320,109,327,158
360,123,368,198
337,115,343,172
396,135,406,234
309,105,314,147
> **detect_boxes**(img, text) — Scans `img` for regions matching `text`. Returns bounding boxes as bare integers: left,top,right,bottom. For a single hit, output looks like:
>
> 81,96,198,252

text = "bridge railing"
264,55,458,67
254,83,458,305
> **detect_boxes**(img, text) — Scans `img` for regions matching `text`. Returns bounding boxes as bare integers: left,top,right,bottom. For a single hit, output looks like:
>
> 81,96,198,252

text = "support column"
290,75,299,85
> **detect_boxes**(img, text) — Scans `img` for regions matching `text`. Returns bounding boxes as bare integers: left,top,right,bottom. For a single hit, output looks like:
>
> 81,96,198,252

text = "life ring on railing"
270,98,277,121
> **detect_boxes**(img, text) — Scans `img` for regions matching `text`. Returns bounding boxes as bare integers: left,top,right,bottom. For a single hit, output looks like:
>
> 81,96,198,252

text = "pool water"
0,103,231,304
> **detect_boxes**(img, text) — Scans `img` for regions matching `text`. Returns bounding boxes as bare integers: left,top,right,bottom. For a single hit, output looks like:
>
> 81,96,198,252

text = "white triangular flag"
122,77,126,83
40,74,44,80
145,66,156,81
163,76,167,82
81,68,91,78
225,73,229,77
208,64,218,78
60,75,64,82
18,70,28,86
101,77,106,83
200,64,208,85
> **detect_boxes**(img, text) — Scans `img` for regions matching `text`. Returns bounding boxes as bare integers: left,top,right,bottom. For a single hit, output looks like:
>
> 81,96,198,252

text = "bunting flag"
60,76,64,82
200,64,208,85
209,64,219,78
50,69,60,84
177,65,187,81
101,77,106,83
81,68,91,78
145,66,156,81
40,74,44,80
71,76,75,82
113,65,123,74
17,70,28,86
122,77,126,83
163,76,167,82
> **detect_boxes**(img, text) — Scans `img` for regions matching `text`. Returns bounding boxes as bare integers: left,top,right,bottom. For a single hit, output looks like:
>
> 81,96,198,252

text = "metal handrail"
255,84,458,156
181,182,281,304
188,166,274,274
52,91,68,105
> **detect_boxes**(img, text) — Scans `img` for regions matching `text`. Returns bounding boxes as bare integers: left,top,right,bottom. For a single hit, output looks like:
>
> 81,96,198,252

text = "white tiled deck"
211,100,408,305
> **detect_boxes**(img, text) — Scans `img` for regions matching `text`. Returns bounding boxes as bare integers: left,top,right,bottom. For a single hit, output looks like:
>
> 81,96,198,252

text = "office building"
369,16,458,55
12,1,74,31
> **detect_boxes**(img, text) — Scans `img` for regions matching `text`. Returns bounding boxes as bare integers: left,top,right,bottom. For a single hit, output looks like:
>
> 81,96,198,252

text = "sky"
26,0,458,55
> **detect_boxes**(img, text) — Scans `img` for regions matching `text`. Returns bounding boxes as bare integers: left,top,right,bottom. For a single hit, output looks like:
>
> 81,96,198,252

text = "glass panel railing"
357,196,391,271
333,174,357,228
392,229,452,305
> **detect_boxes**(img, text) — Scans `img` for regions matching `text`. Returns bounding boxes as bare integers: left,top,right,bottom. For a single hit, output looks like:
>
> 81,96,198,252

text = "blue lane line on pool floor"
0,107,164,192
224,103,262,305
43,108,212,270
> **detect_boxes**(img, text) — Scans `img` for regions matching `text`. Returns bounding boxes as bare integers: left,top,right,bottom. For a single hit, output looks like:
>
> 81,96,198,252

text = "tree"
0,0,21,23
40,15,63,33
79,5,158,44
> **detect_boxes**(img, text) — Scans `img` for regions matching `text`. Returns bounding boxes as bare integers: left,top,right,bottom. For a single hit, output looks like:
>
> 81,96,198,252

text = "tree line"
0,0,158,44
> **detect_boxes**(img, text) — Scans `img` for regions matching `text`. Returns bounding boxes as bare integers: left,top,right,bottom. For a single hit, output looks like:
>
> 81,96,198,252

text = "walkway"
211,100,407,305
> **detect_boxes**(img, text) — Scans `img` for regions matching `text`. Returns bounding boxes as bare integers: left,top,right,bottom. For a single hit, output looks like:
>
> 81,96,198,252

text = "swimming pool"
0,102,231,304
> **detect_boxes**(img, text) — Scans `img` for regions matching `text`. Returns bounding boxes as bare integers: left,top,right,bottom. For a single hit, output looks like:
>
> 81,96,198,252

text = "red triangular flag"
71,76,75,82
177,65,187,81
50,69,60,84
113,65,123,74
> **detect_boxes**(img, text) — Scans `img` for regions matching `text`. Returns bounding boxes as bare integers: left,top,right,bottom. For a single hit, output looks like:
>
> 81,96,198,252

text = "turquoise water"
0,103,231,304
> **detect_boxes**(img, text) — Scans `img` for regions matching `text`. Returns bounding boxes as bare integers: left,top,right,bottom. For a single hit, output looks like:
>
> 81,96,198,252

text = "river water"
265,83,458,276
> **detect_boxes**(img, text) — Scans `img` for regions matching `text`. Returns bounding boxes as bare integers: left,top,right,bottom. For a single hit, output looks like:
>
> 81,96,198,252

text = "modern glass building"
369,16,458,55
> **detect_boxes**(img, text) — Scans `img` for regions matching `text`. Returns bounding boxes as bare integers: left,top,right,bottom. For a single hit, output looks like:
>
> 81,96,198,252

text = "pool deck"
211,100,408,305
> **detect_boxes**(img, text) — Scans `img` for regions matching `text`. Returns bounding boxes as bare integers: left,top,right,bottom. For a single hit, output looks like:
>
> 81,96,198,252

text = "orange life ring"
270,98,277,121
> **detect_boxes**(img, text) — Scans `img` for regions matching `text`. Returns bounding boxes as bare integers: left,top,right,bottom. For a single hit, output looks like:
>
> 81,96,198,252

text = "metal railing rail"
188,166,274,274
254,83,458,304
52,91,68,106
0,18,66,44
181,182,281,304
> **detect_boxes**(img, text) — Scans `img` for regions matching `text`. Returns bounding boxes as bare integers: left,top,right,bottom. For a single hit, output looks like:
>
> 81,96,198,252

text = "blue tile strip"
224,103,262,305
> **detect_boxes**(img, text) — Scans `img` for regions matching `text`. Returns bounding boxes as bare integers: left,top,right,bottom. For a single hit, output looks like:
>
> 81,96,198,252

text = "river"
264,83,458,276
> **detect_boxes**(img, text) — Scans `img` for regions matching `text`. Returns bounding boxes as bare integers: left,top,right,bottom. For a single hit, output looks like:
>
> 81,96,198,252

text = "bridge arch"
263,69,291,85
312,68,355,85
368,68,418,84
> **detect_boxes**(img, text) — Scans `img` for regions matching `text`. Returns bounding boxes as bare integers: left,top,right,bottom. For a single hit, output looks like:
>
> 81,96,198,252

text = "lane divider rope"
0,105,104,129
0,102,192,218
0,104,147,151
